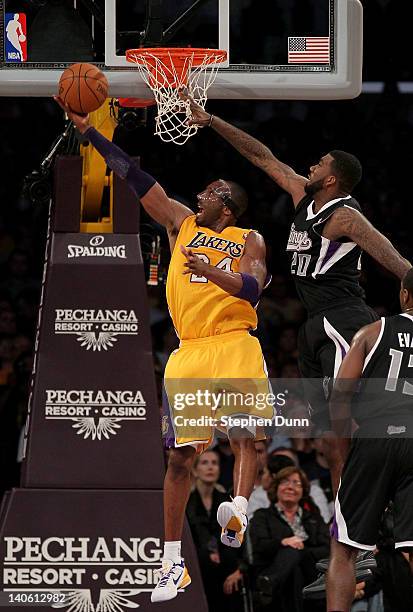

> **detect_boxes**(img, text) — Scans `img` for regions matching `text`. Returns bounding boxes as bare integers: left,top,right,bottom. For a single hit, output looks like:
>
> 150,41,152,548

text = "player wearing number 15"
327,267,413,612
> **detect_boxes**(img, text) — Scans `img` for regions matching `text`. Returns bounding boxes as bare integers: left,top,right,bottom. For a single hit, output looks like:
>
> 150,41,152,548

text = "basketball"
58,63,108,114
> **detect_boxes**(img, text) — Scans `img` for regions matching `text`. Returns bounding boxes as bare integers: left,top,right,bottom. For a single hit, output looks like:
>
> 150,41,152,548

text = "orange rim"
126,47,227,87
117,97,156,108
126,47,227,67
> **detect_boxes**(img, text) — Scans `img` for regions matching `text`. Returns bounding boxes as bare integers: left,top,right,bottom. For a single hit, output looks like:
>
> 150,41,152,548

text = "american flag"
288,36,330,64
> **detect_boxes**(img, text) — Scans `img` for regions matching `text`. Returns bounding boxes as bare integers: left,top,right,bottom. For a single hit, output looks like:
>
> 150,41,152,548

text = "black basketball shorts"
298,302,378,431
332,436,413,549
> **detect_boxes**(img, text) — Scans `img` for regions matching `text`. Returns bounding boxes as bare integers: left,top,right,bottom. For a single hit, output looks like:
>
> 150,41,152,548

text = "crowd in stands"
187,439,413,612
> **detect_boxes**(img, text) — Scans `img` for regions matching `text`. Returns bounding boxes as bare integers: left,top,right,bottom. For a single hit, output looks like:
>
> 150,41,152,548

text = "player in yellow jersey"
56,97,273,604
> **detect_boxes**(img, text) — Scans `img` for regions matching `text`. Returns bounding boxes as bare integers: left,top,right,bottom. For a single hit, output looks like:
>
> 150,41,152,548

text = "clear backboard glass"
0,0,362,99
109,0,330,67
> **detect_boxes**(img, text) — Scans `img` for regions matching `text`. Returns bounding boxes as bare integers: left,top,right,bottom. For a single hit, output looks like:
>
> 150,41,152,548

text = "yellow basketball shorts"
161,331,274,450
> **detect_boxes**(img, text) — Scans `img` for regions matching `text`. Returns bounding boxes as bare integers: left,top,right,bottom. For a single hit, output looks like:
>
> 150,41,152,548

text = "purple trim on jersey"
330,331,348,360
327,330,347,359
330,515,339,540
339,337,348,358
161,385,176,448
321,240,341,268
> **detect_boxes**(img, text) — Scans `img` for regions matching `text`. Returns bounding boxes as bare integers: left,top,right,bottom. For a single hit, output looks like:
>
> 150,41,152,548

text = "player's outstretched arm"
181,231,267,301
53,96,192,236
185,96,307,206
325,207,411,280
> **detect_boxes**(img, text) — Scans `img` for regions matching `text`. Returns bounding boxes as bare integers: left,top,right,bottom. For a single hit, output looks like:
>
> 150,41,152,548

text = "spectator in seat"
249,452,326,520
271,448,332,523
186,450,243,612
249,452,296,519
249,466,330,611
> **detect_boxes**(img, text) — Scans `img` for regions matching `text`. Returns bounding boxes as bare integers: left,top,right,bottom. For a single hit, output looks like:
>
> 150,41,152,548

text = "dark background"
0,0,412,496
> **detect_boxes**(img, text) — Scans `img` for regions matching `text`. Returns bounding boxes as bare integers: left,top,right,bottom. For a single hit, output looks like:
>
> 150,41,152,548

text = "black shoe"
315,558,329,573
302,568,373,600
302,573,328,600
316,550,376,574
354,550,377,573
256,575,273,607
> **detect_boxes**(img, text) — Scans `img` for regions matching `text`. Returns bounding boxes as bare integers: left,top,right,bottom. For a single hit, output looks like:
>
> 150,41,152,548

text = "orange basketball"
58,63,108,114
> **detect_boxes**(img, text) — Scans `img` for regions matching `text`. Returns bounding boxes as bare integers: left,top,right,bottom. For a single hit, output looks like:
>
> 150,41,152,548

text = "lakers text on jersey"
166,215,257,340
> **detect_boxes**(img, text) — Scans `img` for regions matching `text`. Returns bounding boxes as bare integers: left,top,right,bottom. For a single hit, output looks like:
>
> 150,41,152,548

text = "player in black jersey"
326,267,413,612
186,99,411,492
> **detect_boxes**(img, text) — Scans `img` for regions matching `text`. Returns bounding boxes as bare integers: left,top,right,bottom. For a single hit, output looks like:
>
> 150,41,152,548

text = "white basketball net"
126,48,226,145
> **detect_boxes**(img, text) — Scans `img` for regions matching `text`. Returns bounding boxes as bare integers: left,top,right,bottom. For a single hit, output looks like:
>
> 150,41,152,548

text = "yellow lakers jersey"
166,215,258,340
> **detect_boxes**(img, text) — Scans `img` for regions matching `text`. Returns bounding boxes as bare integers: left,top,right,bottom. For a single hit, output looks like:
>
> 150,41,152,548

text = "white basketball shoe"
151,559,191,603
217,499,248,548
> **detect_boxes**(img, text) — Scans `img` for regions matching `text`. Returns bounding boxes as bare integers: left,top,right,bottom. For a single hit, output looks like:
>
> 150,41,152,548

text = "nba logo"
5,13,27,62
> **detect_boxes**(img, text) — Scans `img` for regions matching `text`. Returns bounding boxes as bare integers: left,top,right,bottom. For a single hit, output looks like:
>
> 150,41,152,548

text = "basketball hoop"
126,47,227,145
117,98,156,108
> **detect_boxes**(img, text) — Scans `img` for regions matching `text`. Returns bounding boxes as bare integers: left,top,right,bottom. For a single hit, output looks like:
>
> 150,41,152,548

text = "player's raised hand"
53,96,91,134
179,87,212,127
180,245,208,276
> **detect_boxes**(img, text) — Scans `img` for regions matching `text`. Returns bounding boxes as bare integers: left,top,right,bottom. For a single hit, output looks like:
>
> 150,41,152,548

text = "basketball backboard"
0,0,362,99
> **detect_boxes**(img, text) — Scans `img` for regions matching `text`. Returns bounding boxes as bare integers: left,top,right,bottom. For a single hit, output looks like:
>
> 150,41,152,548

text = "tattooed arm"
209,116,307,205
186,99,308,207
323,206,411,280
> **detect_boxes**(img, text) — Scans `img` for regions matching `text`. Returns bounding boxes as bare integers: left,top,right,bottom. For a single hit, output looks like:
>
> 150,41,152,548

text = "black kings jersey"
286,194,365,314
353,313,413,428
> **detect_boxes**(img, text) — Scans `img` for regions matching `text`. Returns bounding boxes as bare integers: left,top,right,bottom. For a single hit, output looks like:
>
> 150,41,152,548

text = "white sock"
163,541,182,563
233,495,248,515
